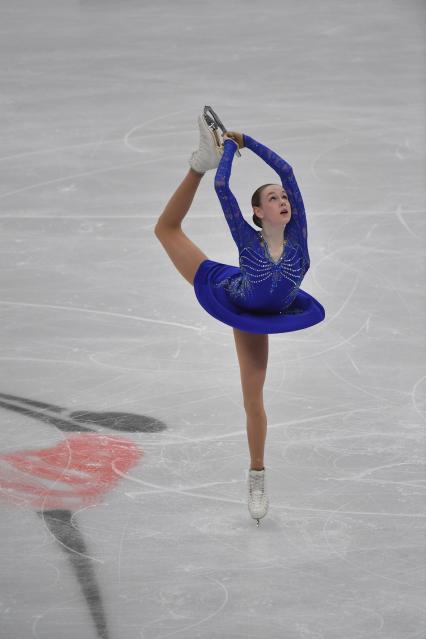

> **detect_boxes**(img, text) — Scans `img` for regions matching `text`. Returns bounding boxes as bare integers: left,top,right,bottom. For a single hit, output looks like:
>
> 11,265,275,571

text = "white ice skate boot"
248,468,269,526
189,114,224,174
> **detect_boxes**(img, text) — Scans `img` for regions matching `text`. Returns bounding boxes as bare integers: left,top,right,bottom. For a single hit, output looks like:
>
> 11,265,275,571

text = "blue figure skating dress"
193,134,325,334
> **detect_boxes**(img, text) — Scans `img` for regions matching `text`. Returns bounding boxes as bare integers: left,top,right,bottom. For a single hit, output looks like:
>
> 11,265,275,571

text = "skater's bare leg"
232,328,268,470
154,168,209,286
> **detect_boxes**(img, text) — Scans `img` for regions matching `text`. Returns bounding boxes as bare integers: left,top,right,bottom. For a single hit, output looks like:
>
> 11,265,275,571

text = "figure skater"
154,109,325,526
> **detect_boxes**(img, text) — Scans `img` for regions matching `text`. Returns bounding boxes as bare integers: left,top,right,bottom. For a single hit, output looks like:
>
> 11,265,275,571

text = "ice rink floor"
1,1,425,638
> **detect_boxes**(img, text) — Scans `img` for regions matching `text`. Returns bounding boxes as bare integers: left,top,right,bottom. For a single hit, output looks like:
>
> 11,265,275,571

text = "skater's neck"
260,224,286,248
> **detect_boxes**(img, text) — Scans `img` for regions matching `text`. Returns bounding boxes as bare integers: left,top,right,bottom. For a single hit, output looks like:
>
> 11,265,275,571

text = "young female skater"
154,111,325,526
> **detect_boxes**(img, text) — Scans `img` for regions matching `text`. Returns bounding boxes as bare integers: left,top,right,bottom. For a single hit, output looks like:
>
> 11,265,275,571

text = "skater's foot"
248,467,269,524
188,114,224,174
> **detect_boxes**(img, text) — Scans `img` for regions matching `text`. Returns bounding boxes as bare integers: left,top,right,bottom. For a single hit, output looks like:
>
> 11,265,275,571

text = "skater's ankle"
250,465,264,471
189,167,205,178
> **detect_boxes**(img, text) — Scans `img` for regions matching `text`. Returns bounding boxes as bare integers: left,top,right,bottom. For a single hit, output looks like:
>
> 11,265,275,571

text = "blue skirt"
194,259,325,334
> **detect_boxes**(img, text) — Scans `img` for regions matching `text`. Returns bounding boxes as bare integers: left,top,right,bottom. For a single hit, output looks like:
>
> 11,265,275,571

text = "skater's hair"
251,183,275,229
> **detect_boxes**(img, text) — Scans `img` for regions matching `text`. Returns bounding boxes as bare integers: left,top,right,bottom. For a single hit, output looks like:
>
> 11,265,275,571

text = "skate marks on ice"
0,393,166,639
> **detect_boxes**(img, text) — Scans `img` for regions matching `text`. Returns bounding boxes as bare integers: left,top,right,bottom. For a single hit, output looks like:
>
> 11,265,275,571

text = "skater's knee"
154,220,181,237
243,396,265,416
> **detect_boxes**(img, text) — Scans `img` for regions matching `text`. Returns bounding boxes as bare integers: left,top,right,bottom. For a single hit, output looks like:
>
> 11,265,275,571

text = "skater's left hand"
223,131,244,149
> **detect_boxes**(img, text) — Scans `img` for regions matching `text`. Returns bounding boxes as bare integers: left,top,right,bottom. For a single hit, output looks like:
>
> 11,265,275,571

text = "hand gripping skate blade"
203,106,241,157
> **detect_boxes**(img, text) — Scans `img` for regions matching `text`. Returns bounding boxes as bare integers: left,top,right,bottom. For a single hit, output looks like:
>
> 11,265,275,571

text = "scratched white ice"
0,1,425,638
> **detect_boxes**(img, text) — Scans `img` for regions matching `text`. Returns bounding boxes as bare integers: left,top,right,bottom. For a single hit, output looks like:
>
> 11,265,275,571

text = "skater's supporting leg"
154,168,209,286
232,328,268,470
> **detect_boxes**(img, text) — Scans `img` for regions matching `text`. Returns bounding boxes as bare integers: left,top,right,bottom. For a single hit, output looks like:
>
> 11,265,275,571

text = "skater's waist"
217,272,302,312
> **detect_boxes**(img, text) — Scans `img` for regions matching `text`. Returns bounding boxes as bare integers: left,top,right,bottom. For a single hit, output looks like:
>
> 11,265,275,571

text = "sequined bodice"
215,233,305,313
213,135,310,314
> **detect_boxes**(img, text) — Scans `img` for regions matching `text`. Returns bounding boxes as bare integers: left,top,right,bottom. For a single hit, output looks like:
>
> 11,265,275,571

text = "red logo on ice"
0,434,141,510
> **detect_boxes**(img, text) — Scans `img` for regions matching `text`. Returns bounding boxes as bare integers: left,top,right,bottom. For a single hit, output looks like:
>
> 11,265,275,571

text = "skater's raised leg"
154,168,209,286
154,113,223,286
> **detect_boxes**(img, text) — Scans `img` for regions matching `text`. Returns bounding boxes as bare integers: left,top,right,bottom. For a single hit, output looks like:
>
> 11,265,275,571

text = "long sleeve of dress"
243,134,310,271
214,139,257,251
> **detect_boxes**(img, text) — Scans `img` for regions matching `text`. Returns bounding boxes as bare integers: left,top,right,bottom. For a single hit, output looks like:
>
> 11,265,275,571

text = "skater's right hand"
223,131,245,149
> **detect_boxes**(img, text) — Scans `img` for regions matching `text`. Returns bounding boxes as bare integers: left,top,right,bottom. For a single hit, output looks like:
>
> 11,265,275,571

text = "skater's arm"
243,133,310,269
214,139,253,249
243,134,304,209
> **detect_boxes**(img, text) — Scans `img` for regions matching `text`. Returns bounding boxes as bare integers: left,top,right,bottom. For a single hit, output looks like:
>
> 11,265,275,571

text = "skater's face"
253,185,291,226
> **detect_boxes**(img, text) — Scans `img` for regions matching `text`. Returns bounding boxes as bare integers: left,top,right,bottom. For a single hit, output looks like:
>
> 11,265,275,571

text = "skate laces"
249,470,265,503
248,469,269,523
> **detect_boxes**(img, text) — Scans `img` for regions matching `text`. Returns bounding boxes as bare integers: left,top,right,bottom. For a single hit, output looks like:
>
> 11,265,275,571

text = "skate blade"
202,112,223,152
204,105,226,132
211,127,223,151
203,105,241,157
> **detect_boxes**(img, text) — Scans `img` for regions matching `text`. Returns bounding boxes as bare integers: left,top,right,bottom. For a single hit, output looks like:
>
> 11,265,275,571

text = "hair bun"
252,213,263,229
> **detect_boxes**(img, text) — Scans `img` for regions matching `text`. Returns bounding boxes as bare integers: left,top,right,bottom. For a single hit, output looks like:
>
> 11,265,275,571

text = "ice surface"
0,1,425,638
